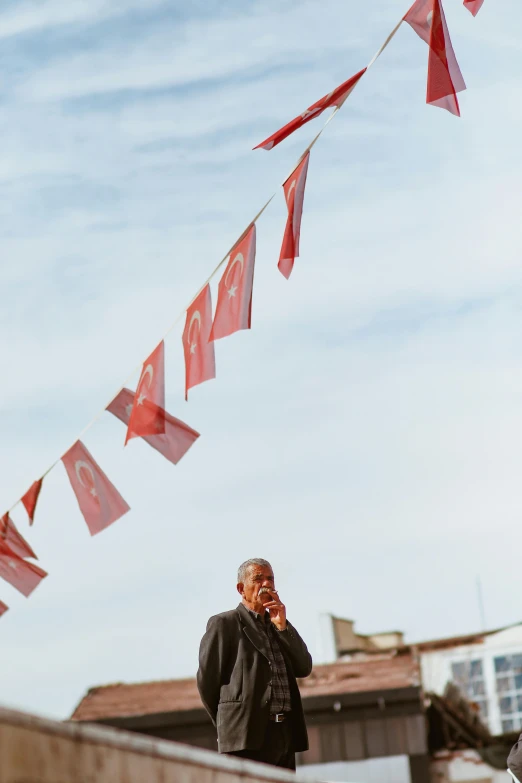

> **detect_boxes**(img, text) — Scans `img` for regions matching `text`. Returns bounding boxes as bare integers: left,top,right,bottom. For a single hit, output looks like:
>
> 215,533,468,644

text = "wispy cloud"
0,0,168,41
0,0,520,721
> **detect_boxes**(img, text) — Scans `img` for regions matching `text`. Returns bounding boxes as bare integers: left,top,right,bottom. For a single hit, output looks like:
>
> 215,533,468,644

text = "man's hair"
237,558,272,584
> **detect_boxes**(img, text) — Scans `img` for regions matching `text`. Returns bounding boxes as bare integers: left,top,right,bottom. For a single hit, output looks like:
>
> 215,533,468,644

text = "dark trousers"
227,717,295,771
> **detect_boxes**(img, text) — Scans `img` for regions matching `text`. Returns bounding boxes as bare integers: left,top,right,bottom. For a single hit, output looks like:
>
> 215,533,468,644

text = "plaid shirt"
249,610,291,714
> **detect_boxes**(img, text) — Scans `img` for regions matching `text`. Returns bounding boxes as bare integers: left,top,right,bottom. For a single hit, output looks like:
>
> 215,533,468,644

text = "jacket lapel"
237,603,271,661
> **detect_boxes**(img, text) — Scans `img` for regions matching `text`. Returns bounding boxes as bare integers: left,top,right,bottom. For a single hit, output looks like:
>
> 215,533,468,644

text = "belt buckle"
275,713,284,723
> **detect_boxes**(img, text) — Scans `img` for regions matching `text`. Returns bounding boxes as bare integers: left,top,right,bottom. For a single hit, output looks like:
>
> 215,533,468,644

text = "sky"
0,0,520,721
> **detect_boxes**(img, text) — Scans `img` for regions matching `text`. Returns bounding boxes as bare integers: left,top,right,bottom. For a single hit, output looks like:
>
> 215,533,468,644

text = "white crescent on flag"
188,310,201,343
427,9,433,26
137,363,154,405
300,106,322,121
75,460,96,493
140,364,154,391
301,90,334,121
224,253,245,287
286,179,297,206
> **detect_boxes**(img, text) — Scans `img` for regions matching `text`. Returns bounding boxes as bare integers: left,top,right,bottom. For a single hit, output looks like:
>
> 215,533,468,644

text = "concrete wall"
0,706,308,783
431,749,509,783
296,754,411,783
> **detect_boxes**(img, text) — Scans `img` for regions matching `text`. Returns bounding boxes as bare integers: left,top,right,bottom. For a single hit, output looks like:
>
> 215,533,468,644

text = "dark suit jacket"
197,603,312,754
508,733,522,781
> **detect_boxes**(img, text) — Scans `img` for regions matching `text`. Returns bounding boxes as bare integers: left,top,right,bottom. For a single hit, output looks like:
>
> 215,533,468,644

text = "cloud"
0,0,520,723
0,0,167,41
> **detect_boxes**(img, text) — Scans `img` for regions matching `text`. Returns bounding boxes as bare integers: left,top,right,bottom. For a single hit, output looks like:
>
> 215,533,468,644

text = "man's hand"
264,590,287,631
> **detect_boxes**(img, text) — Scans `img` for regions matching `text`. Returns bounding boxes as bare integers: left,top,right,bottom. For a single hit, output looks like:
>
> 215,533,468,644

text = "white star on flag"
125,343,165,444
209,224,256,342
190,342,197,354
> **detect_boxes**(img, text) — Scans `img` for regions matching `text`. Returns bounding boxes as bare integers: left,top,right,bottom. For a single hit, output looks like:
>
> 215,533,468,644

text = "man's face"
238,564,275,608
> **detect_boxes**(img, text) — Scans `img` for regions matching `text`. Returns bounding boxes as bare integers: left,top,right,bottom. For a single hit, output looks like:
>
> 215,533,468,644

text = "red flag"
209,225,256,342
404,0,465,116
254,68,367,151
21,479,43,526
107,388,200,466
464,0,484,15
182,284,216,400
0,542,47,597
0,600,8,617
279,152,310,280
125,341,165,445
0,514,37,560
62,440,130,536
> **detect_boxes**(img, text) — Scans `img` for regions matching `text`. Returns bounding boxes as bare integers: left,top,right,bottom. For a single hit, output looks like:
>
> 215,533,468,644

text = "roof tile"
71,653,419,722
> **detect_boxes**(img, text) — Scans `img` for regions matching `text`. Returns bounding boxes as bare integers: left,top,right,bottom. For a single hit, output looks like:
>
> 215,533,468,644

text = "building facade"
420,625,522,735
71,651,497,783
321,616,522,736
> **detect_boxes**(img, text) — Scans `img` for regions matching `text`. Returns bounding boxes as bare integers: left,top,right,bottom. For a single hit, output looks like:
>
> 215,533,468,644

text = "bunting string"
11,7,407,506
0,0,484,606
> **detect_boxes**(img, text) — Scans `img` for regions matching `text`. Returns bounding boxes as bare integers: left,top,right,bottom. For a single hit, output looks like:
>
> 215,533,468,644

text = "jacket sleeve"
197,615,228,726
508,734,522,781
275,620,313,678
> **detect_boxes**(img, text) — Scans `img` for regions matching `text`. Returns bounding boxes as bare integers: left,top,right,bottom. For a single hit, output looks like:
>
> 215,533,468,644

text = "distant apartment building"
319,615,522,735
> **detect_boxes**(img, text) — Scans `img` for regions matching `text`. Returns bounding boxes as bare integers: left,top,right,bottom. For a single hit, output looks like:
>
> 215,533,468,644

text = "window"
494,654,522,731
451,659,488,720
497,677,511,694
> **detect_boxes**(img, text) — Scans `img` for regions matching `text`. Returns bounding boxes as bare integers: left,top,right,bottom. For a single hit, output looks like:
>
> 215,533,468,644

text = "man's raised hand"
264,590,287,631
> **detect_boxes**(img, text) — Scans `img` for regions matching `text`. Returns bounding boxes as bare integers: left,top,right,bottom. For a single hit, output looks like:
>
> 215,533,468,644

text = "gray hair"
237,558,272,584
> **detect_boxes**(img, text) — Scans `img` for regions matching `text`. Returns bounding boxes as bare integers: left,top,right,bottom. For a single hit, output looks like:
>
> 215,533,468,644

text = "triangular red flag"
464,0,484,15
182,284,216,400
125,341,165,445
107,389,200,466
404,0,466,116
21,479,43,526
0,542,47,597
62,440,130,536
0,600,8,617
0,514,37,560
209,225,256,342
279,152,310,280
254,68,367,151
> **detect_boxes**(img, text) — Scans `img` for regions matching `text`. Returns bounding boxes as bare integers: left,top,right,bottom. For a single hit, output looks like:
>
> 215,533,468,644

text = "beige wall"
0,706,304,783
331,617,404,655
431,749,507,783
368,633,405,650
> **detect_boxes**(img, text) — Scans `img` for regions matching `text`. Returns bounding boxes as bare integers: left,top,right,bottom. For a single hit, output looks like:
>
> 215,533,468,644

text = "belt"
269,713,289,723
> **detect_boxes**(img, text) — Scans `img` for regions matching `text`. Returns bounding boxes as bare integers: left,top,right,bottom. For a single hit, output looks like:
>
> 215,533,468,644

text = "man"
508,733,522,783
197,558,312,770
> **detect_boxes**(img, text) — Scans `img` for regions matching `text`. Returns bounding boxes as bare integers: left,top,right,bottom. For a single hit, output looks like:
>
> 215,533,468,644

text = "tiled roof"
298,653,420,698
71,653,420,723
411,630,499,653
71,676,203,722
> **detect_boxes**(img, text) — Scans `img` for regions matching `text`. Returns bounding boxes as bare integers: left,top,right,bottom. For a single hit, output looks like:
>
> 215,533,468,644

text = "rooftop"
411,628,503,653
331,616,520,658
71,652,420,723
